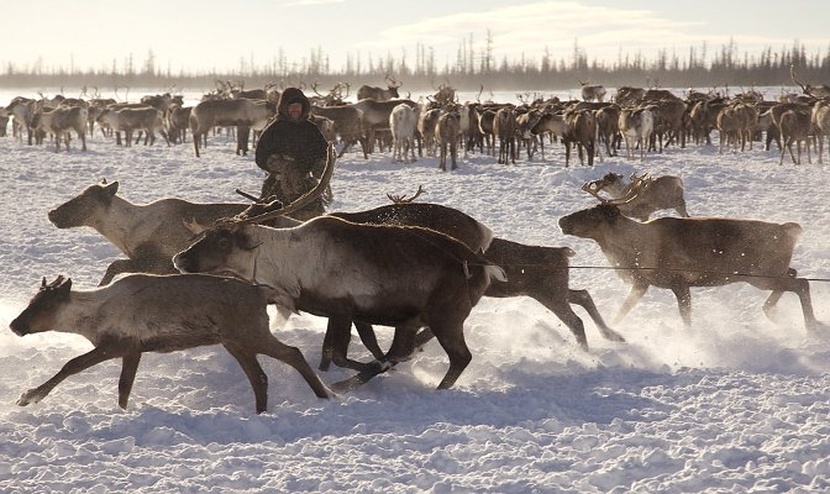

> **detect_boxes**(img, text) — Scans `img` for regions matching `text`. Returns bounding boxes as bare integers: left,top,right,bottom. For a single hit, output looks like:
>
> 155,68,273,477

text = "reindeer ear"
104,181,119,197
60,277,72,292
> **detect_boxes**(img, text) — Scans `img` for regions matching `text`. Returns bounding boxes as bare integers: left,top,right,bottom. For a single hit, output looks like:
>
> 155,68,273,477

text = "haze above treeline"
1,40,828,94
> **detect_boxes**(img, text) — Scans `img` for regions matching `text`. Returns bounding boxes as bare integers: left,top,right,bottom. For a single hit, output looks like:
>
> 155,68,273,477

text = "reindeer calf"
9,274,331,413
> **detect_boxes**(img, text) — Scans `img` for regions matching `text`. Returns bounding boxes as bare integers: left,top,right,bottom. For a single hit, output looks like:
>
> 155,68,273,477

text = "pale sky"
3,0,828,73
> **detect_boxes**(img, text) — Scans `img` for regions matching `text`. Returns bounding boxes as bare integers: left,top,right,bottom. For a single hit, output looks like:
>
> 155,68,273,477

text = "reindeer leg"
385,326,420,363
118,349,142,409
542,296,589,350
568,289,625,343
354,322,386,362
320,316,377,372
328,326,422,393
614,282,649,323
764,277,820,332
429,320,472,390
670,284,693,328
256,336,332,401
223,342,270,413
319,316,347,371
18,342,126,407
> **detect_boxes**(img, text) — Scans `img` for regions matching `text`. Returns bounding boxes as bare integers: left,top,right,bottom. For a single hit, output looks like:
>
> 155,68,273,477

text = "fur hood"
277,87,311,120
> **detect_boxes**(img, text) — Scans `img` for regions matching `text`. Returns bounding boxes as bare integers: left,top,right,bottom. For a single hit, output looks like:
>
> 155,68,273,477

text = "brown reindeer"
778,106,813,165
812,99,830,163
559,204,820,331
563,108,597,166
311,104,366,158
10,274,331,413
173,199,506,391
316,189,626,369
435,109,461,170
493,106,517,164
356,75,402,101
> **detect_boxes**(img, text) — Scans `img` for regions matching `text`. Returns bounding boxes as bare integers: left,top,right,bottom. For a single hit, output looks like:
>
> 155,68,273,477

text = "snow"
1,88,830,493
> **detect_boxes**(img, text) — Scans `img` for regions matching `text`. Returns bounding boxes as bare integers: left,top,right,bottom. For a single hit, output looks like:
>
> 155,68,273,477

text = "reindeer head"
10,276,72,336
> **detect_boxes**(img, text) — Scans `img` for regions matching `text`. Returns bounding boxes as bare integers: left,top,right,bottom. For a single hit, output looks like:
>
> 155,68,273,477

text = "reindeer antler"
387,185,426,204
791,65,809,94
581,180,604,198
236,144,337,224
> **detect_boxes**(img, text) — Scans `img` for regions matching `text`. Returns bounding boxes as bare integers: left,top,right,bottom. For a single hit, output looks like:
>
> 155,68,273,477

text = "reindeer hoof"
17,389,42,406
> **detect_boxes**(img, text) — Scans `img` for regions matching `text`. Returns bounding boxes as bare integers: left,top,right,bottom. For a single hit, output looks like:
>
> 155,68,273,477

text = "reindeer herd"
5,72,829,414
3,71,829,169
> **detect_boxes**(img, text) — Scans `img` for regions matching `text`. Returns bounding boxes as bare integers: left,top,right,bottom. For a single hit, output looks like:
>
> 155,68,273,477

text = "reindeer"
47,180,255,285
311,104,366,158
350,98,418,155
317,189,626,368
86,97,117,136
613,87,645,107
459,102,482,156
435,109,461,170
10,274,331,413
356,75,402,101
812,99,830,164
310,114,337,143
580,82,607,102
6,96,36,144
418,108,442,157
0,107,8,137
688,96,727,146
476,107,498,156
94,102,154,145
647,97,688,150
140,92,183,113
593,104,621,157
190,98,273,157
563,108,597,166
716,102,756,153
792,65,830,163
515,109,543,159
96,106,169,147
389,103,417,163
559,204,820,331
173,161,507,390
30,102,88,152
309,81,350,107
778,106,813,165
493,106,517,164
530,110,568,160
431,83,456,107
791,65,830,100
165,103,193,144
618,107,653,160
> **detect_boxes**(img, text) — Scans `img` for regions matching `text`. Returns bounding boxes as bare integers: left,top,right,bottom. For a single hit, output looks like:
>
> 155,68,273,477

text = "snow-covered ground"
1,88,829,493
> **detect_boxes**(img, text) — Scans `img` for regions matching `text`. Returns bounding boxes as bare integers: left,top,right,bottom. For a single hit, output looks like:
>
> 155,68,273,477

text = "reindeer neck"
599,217,646,263
94,195,149,256
53,290,109,343
249,222,326,286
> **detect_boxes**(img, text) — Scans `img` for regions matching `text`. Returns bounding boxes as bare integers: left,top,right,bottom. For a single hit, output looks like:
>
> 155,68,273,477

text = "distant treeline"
2,40,828,94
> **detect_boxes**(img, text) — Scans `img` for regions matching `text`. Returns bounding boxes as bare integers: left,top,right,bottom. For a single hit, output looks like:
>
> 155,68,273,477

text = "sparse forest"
1,40,828,93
